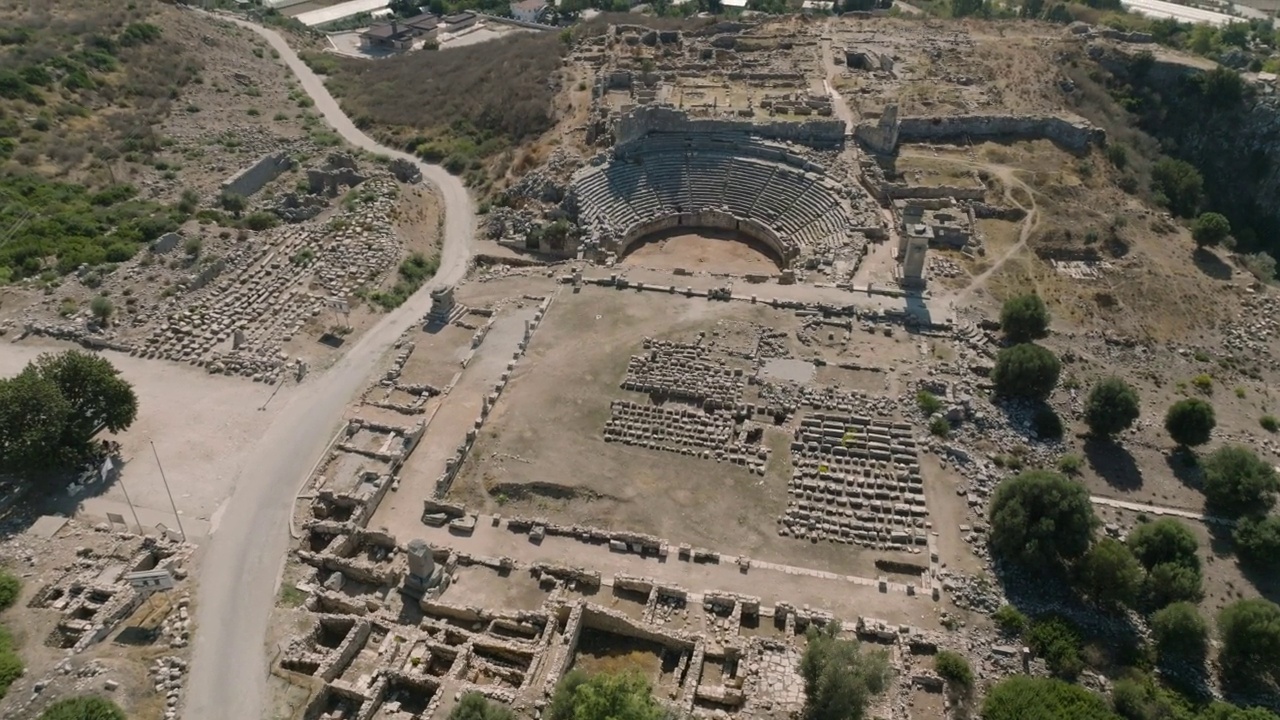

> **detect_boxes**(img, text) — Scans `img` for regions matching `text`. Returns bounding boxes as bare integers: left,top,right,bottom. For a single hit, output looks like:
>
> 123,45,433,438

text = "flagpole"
117,477,144,535
150,441,187,542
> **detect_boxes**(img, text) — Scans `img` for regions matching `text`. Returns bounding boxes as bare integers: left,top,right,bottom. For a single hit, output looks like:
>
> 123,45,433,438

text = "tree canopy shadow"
1084,436,1143,491
0,452,130,541
1162,450,1204,493
1192,247,1233,281
992,561,1147,680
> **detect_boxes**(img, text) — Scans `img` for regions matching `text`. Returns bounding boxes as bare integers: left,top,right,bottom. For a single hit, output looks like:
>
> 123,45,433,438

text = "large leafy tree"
1201,445,1280,517
1084,377,1140,437
0,368,72,470
992,343,1061,400
548,670,665,720
35,350,138,440
989,470,1096,570
1000,293,1050,343
0,350,137,473
1218,598,1280,690
799,621,891,720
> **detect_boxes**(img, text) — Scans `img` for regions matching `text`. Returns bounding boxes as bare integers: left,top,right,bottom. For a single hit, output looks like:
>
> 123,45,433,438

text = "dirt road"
183,14,476,720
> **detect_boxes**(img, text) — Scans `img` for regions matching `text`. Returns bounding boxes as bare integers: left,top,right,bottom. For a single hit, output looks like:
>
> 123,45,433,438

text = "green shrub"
1191,373,1214,393
1084,377,1141,437
1057,453,1083,475
1075,538,1143,611
928,416,950,438
1027,616,1085,679
1127,518,1200,572
992,605,1028,635
37,696,126,720
1150,602,1208,661
982,675,1116,720
1151,157,1203,218
1201,445,1280,517
0,569,18,610
1191,212,1231,248
797,622,891,720
243,211,279,232
1145,562,1204,607
448,692,514,720
1233,515,1280,569
933,650,973,690
89,296,113,325
1261,415,1278,433
0,650,23,700
1218,598,1280,689
548,670,667,720
916,390,943,416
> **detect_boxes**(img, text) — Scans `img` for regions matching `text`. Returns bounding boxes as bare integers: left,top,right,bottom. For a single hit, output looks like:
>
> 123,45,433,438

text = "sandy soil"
445,284,941,578
0,340,290,539
620,228,783,274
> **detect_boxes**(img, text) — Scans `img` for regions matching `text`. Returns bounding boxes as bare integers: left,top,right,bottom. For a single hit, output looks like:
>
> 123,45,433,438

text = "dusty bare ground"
620,228,783,274
445,284,974,579
0,340,290,535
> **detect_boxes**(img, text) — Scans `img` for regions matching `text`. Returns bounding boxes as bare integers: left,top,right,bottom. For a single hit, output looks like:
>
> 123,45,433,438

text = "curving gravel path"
183,13,476,720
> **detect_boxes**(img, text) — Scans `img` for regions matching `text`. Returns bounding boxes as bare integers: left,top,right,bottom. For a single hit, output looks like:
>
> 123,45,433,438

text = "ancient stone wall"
884,184,986,201
886,115,1104,153
221,151,293,198
615,105,845,149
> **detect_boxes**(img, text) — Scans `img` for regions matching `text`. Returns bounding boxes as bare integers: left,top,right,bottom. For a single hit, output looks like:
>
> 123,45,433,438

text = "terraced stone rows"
602,400,770,473
781,413,928,551
622,342,746,409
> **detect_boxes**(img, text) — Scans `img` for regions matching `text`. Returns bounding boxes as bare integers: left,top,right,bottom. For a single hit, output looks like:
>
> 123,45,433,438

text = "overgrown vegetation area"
0,568,22,701
0,0,202,280
799,621,890,720
366,252,440,310
37,696,127,720
322,30,570,192
1061,45,1279,280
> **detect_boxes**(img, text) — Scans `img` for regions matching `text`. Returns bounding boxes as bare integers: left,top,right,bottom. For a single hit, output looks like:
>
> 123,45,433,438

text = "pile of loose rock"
131,177,403,380
160,594,192,649
151,656,187,720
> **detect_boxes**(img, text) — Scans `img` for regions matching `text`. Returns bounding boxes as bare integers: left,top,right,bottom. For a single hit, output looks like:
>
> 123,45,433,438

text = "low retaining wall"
619,210,791,267
222,151,293,198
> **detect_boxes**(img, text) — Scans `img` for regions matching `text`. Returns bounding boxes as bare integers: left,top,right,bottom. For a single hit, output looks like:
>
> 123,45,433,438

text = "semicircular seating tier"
569,132,870,262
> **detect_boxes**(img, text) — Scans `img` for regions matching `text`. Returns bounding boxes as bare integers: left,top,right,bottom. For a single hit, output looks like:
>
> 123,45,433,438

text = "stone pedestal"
427,286,455,325
901,236,928,287
402,538,442,598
